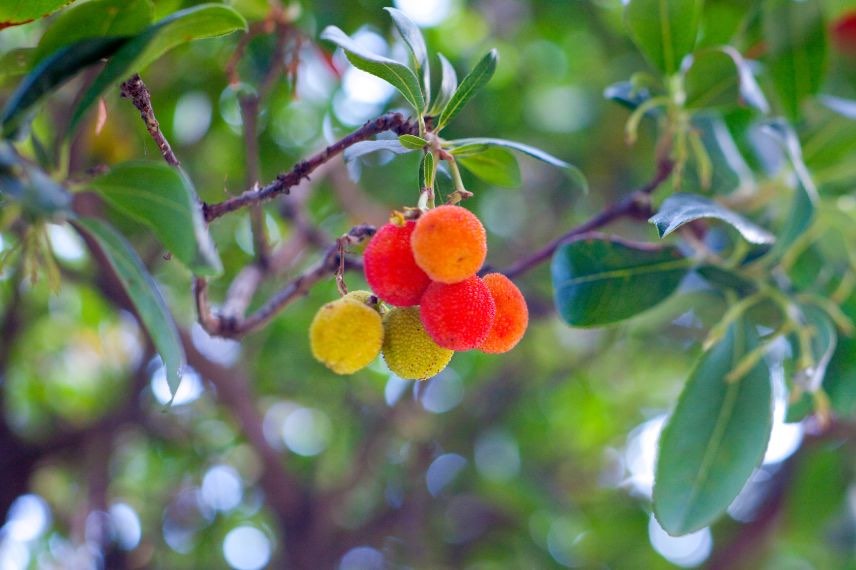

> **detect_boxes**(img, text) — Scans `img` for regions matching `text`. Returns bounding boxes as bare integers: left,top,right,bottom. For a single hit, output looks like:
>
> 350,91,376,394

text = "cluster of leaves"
549,0,856,536
320,8,580,201
0,0,248,396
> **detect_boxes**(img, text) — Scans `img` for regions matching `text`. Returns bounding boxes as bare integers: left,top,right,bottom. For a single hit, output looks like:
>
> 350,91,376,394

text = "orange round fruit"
410,205,487,284
478,273,528,354
363,220,431,306
419,275,496,351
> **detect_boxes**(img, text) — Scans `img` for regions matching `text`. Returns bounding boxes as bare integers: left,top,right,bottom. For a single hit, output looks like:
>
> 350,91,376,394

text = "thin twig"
195,225,375,338
203,113,419,221
501,158,673,279
119,74,180,167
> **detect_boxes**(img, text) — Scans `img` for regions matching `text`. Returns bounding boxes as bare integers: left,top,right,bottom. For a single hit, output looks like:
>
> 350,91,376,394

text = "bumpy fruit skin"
382,307,453,380
419,276,496,351
363,221,431,306
478,273,529,354
309,293,383,374
410,205,487,284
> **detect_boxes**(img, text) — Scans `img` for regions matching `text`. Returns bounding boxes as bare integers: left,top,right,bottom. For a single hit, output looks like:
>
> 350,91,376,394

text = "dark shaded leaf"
603,80,652,111
73,217,185,399
2,37,129,138
551,234,690,327
654,318,773,535
35,0,153,63
624,0,702,74
89,161,222,276
650,193,775,244
70,4,247,133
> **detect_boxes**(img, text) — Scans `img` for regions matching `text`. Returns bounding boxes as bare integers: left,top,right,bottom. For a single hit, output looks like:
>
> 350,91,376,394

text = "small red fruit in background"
478,273,529,354
363,220,431,306
420,275,496,351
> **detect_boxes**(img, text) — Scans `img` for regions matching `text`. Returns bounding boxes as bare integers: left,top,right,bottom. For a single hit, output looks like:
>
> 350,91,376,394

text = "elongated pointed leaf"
384,7,430,105
35,0,154,63
437,49,497,130
343,139,412,181
89,161,222,276
654,319,773,535
74,217,185,398
398,134,428,150
761,120,818,260
763,0,827,120
551,235,690,327
450,137,586,191
431,53,458,115
321,26,425,111
684,47,768,112
650,193,775,244
457,148,520,188
0,0,78,29
70,4,247,133
624,0,702,74
603,80,652,111
2,37,129,138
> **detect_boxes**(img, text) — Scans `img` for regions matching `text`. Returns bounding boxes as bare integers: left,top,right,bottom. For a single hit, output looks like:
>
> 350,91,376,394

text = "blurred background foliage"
1,0,856,568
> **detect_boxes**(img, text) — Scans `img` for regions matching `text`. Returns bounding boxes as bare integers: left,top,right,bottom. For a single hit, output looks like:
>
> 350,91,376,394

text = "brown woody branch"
195,224,376,338
500,158,674,279
202,112,419,221
119,74,180,167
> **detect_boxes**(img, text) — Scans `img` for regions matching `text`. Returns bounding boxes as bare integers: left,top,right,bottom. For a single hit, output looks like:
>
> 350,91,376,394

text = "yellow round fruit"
382,307,453,380
309,293,383,374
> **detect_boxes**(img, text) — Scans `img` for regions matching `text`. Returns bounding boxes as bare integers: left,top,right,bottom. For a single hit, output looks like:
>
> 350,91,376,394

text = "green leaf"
654,318,773,535
449,137,587,192
384,7,430,105
763,0,827,120
0,0,78,28
70,4,247,133
88,161,222,276
343,139,412,181
0,144,72,217
761,120,818,260
624,0,703,74
603,80,652,111
421,151,435,190
35,0,154,63
0,48,35,87
2,37,129,139
457,148,521,188
650,193,775,244
684,47,768,112
73,217,185,399
320,25,425,112
793,304,837,393
695,265,758,296
398,134,428,150
551,234,690,327
430,53,458,115
436,49,497,131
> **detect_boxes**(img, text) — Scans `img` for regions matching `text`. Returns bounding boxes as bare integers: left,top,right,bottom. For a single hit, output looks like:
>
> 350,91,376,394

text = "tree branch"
119,74,180,167
202,113,419,221
195,224,375,338
501,158,673,279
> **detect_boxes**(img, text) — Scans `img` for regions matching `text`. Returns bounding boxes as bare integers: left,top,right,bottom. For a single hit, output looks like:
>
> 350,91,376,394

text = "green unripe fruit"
310,292,383,374
382,307,453,380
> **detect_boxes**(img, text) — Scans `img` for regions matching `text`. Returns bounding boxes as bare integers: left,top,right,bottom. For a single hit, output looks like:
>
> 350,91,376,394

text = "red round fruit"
363,221,431,306
478,273,529,354
419,275,496,351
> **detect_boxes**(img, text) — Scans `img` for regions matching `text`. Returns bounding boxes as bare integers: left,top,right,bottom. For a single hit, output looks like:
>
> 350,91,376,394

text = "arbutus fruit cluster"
310,204,529,380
